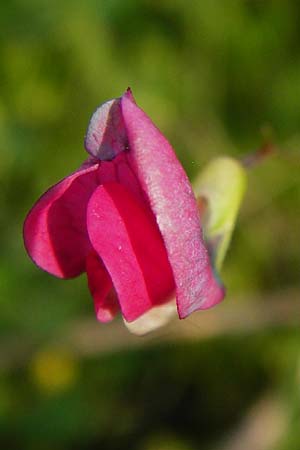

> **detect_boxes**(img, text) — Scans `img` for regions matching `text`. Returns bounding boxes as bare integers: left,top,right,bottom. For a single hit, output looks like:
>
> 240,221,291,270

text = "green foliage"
0,1,299,449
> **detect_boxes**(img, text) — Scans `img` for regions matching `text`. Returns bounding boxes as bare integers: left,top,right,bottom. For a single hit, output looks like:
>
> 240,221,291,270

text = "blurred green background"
0,1,299,449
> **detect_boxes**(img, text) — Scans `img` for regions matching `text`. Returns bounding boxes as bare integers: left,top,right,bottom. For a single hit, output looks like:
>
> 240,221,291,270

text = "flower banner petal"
121,94,225,318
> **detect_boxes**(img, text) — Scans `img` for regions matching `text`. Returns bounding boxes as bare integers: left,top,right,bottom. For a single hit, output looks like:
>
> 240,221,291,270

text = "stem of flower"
241,141,276,169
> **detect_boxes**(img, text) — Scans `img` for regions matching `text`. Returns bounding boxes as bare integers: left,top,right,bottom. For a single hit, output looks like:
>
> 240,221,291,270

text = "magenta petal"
121,95,225,318
87,182,175,322
24,164,99,278
86,251,119,322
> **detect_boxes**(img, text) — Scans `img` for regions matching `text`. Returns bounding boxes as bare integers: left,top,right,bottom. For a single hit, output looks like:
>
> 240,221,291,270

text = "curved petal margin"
24,164,99,278
121,94,225,318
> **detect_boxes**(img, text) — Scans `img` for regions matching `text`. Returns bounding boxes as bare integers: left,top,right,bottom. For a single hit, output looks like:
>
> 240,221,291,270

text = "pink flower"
23,89,224,325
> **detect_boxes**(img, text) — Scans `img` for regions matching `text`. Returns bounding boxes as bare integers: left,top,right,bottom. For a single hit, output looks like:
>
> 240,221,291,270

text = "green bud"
194,157,247,271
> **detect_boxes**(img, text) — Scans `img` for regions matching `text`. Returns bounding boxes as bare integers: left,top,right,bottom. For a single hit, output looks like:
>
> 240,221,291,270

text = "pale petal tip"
84,98,128,161
124,299,177,335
